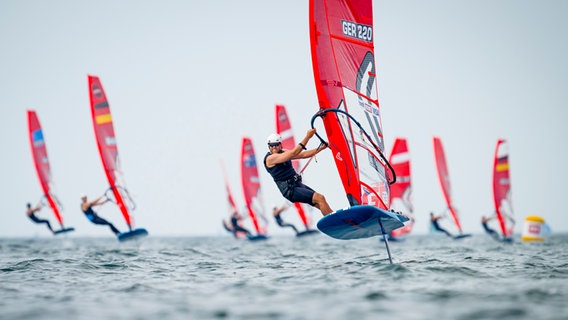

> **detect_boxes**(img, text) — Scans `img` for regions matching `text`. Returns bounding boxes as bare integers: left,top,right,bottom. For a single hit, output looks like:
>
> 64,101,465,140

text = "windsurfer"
81,194,121,235
264,130,332,216
229,211,252,238
430,212,453,237
481,214,500,240
26,202,54,234
273,204,299,234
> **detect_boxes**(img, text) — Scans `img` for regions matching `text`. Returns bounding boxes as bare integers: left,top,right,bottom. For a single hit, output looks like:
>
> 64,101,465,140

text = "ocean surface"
1,233,567,320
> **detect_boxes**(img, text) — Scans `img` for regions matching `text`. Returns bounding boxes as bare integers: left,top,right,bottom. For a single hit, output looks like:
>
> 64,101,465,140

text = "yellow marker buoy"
521,215,547,242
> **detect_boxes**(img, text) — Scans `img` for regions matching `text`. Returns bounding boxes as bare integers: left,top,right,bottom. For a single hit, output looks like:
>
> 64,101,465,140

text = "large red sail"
433,136,462,232
310,0,393,209
493,139,514,238
88,75,133,229
275,104,310,228
27,110,64,226
389,138,414,238
240,137,267,235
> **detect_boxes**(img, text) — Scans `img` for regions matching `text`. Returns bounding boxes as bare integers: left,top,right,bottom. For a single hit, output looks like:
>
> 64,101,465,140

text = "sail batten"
240,137,267,235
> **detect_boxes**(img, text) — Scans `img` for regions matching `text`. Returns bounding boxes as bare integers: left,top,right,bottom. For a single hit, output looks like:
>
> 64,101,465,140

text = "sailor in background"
430,212,453,237
228,211,252,238
273,204,299,235
26,202,54,234
481,214,500,240
81,193,121,236
263,129,332,216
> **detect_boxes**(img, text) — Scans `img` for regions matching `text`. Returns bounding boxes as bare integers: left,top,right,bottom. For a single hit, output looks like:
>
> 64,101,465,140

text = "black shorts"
276,176,316,206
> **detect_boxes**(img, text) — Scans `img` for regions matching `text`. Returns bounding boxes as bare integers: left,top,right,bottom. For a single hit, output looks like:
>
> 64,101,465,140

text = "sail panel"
240,137,267,235
389,138,414,238
493,139,514,237
88,75,132,228
27,110,63,225
433,136,462,232
310,0,391,209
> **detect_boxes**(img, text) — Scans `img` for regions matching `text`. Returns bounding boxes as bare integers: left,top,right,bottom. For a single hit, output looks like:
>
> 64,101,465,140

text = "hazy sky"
1,0,567,238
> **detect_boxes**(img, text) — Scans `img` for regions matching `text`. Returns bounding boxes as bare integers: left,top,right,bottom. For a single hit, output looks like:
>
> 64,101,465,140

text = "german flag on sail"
496,163,509,172
96,113,112,124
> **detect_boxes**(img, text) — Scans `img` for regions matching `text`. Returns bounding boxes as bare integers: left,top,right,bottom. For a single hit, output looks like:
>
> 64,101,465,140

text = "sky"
1,0,567,238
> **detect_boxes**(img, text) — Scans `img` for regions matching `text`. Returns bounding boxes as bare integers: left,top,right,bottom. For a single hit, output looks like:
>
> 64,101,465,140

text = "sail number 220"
342,20,373,42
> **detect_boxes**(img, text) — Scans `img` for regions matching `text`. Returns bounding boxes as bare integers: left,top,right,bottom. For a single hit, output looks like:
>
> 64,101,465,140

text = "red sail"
310,0,392,209
389,138,414,238
433,136,462,232
275,104,310,228
240,137,267,235
493,139,515,237
221,160,239,217
88,75,133,229
27,110,64,226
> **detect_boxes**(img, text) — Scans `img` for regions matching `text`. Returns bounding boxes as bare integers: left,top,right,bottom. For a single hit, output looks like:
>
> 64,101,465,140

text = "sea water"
1,233,567,320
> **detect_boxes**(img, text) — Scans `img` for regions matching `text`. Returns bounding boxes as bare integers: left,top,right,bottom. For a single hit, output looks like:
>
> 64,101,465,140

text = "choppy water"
1,233,567,320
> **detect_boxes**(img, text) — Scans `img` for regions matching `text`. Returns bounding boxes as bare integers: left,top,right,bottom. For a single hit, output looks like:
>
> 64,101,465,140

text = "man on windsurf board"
26,202,55,234
273,204,299,235
430,212,453,238
81,194,121,236
264,129,332,216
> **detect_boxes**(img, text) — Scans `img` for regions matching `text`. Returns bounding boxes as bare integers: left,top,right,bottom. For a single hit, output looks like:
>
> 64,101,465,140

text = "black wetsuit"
28,213,54,233
264,152,315,205
274,213,299,234
432,219,452,237
83,205,120,235
482,221,500,240
230,216,251,238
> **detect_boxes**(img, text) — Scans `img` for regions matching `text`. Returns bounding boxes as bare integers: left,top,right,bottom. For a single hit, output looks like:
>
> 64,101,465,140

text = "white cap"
80,193,86,199
267,133,282,144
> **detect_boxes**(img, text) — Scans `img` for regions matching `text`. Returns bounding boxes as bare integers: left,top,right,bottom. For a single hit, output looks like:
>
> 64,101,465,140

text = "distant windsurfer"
264,130,332,216
430,212,453,237
273,204,299,235
81,194,121,236
481,215,500,240
26,202,54,234
228,211,252,238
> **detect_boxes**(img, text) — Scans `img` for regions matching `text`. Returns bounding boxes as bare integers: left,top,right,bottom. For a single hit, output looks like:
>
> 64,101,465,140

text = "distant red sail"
88,75,133,229
27,110,64,226
240,137,267,235
275,104,310,228
221,160,239,217
433,136,462,232
310,0,393,209
389,138,414,238
493,139,514,238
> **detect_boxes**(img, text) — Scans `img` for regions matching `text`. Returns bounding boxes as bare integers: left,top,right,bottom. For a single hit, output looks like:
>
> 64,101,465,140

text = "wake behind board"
317,205,409,240
118,228,148,242
53,227,75,235
296,229,319,237
247,234,269,241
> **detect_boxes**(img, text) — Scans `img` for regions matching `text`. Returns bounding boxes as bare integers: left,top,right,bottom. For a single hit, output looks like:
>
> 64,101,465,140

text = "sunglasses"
268,143,281,147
